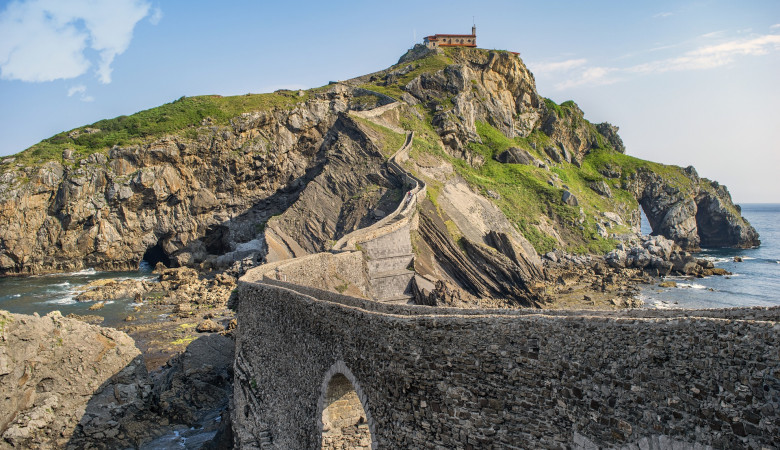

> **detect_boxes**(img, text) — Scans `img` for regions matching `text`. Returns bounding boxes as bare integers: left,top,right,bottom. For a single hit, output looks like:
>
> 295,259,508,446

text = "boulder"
588,180,612,198
196,319,224,333
496,147,539,166
562,190,578,206
153,334,234,426
0,310,160,449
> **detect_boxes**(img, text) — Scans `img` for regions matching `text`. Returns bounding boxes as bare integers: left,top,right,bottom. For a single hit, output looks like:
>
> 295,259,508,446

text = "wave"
677,283,707,290
46,296,76,305
698,255,732,264
39,268,98,278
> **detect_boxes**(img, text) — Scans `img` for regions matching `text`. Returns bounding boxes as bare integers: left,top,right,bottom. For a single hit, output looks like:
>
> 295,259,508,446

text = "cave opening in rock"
141,242,171,270
639,205,654,235
320,373,372,449
204,224,230,255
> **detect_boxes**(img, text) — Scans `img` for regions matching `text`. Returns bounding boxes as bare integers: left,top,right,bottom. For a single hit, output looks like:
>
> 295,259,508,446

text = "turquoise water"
0,264,156,327
640,204,780,309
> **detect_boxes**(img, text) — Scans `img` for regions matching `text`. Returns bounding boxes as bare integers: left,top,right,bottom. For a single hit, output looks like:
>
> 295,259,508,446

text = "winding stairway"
251,103,427,304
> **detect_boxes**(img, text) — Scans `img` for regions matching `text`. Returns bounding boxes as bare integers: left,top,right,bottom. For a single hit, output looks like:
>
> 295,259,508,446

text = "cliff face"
0,46,759,277
0,89,396,275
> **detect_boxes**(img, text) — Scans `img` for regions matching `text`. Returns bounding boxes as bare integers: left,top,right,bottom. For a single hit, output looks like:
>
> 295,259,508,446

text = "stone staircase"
362,222,415,303
247,103,425,305
332,128,425,304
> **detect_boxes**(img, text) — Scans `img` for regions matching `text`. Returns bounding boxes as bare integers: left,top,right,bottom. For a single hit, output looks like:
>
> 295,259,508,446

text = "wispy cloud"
67,84,94,102
701,31,724,39
550,32,780,90
530,58,587,74
0,0,154,83
771,24,780,30
149,6,163,25
653,12,673,18
556,67,621,89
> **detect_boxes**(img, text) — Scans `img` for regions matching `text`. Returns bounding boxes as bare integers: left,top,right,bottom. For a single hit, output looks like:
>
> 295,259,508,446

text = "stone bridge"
232,278,779,449
231,103,779,449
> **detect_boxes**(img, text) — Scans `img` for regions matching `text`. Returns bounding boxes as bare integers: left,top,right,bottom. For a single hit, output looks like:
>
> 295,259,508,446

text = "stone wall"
241,251,369,298
233,280,780,449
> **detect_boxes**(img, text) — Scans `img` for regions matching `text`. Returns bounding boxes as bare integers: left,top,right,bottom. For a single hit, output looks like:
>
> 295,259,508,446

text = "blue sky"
1,0,778,202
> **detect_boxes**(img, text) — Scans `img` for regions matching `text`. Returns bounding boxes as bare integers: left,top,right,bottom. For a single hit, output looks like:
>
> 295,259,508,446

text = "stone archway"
318,361,375,449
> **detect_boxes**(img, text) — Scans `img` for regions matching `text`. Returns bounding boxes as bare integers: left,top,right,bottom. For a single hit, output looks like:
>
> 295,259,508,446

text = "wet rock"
659,281,677,288
76,278,153,302
154,334,234,426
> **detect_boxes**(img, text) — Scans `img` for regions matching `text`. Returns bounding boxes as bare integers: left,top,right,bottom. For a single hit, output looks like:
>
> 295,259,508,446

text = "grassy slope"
6,89,327,168
358,51,454,100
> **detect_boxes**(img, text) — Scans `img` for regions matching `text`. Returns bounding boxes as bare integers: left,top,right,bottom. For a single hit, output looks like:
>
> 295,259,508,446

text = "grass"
7,90,321,168
352,116,406,157
404,114,632,254
359,51,454,100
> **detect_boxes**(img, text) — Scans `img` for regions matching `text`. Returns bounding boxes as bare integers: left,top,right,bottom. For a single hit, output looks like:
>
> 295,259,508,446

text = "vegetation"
352,116,406,157
9,90,321,167
359,51,453,100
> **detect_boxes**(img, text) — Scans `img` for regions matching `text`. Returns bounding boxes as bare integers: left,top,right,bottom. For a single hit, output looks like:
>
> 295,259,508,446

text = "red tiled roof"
426,33,475,39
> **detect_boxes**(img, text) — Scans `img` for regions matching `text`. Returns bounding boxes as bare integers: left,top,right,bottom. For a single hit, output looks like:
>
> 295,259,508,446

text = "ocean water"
0,264,156,326
640,204,780,309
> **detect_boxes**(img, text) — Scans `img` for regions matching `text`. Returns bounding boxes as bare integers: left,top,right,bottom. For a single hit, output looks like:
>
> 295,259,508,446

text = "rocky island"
0,45,775,449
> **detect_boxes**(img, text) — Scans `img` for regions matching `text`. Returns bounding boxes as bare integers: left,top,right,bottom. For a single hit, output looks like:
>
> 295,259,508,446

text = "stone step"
380,295,413,305
366,255,414,275
370,269,414,301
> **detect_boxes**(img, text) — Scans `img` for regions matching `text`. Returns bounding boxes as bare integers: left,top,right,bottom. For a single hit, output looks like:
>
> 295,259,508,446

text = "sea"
1,205,779,317
639,203,780,309
0,262,157,326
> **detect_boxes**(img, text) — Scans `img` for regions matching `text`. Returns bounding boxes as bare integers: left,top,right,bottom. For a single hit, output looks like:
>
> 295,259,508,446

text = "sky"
0,0,778,203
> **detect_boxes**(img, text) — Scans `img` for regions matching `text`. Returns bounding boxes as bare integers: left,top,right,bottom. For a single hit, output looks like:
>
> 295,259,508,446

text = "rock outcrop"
629,167,759,250
0,310,154,448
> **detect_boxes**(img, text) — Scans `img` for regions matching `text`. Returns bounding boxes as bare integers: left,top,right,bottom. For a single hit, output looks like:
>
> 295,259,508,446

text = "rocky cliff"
0,46,758,284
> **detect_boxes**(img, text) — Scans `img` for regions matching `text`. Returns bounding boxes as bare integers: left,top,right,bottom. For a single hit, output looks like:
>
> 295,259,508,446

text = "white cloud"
67,84,86,97
551,33,780,90
67,83,94,102
771,24,780,30
531,58,587,74
0,0,152,83
653,12,673,18
556,67,621,90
